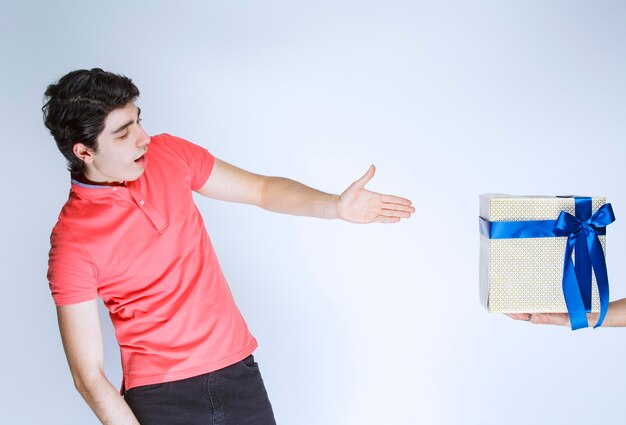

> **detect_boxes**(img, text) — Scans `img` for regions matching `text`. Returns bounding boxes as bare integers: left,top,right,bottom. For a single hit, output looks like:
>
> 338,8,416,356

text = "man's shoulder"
149,133,193,146
147,133,213,172
149,133,203,153
50,193,99,240
147,133,196,161
149,132,173,144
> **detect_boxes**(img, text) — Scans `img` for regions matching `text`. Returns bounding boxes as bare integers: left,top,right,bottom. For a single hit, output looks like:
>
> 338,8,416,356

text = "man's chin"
126,169,146,182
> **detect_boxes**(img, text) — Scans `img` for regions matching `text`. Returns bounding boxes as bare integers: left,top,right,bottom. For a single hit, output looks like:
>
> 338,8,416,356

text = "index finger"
381,194,413,206
505,313,531,321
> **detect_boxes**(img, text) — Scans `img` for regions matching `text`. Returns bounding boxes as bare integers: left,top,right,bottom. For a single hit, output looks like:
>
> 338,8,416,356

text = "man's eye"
118,132,128,139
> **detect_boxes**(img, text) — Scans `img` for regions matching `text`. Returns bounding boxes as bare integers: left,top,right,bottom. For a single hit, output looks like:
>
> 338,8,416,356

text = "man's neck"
72,173,126,187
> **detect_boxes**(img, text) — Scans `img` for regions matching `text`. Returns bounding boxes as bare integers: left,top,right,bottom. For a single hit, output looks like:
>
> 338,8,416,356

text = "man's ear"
72,143,94,164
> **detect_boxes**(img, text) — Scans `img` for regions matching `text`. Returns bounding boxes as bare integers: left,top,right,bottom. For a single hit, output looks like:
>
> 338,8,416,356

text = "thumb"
355,164,375,187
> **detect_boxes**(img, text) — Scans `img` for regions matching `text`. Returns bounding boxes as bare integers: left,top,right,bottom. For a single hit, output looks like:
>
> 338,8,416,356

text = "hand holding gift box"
479,194,615,330
506,299,626,327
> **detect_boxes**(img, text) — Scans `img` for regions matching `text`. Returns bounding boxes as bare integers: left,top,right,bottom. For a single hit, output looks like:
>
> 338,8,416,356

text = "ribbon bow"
554,201,615,329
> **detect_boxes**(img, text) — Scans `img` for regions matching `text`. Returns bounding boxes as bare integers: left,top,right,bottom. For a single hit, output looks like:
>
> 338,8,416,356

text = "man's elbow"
72,367,106,395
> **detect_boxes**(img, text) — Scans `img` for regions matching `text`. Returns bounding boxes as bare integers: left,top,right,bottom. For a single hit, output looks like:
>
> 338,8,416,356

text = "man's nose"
136,127,150,147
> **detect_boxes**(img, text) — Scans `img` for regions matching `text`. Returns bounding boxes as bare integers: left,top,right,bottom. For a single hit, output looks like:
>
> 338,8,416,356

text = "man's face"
78,102,150,184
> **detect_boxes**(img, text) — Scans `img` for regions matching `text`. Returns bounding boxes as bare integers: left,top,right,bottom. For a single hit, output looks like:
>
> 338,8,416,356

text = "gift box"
479,194,615,329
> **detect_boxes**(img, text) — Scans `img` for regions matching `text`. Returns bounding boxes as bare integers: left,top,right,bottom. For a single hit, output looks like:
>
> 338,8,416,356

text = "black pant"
124,355,276,425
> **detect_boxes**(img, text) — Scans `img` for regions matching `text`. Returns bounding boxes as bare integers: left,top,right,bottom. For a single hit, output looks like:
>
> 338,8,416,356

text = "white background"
1,1,625,424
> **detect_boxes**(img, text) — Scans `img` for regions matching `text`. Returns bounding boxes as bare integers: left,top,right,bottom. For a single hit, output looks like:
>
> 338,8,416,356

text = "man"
43,68,414,425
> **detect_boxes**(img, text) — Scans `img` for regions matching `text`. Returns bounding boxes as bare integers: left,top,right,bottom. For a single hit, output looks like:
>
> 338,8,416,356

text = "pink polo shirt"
48,133,257,390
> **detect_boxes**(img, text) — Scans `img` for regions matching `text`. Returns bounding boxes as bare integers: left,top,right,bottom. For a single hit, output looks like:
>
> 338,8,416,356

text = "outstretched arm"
507,298,626,327
197,159,414,223
57,300,140,424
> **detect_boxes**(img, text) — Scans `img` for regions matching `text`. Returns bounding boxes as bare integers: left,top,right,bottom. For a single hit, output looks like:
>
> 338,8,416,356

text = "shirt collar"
71,178,112,189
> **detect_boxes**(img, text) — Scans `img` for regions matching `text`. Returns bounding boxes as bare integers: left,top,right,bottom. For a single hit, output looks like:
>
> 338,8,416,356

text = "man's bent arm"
57,300,140,425
197,158,414,223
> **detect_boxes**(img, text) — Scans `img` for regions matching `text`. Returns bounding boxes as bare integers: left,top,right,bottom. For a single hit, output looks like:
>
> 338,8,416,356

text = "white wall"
2,1,625,423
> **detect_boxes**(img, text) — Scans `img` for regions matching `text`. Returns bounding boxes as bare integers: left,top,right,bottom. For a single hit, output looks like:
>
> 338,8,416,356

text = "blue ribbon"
555,200,615,329
480,198,615,330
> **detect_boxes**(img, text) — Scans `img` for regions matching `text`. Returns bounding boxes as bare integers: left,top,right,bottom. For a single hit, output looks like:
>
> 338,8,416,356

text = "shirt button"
139,200,145,205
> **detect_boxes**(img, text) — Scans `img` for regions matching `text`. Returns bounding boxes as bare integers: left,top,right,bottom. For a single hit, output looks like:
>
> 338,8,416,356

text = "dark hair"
42,68,140,174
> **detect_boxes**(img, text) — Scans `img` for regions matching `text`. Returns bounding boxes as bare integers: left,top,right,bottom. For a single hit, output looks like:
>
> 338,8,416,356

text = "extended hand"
337,165,414,224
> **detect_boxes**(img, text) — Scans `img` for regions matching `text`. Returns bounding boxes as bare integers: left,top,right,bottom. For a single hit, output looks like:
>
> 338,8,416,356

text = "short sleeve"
48,228,99,306
157,134,215,191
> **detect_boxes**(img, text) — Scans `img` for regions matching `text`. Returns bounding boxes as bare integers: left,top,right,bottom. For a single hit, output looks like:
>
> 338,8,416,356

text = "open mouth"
134,154,146,165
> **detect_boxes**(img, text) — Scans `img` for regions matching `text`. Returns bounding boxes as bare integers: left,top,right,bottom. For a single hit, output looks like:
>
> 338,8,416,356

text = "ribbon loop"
588,203,616,229
555,211,583,235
